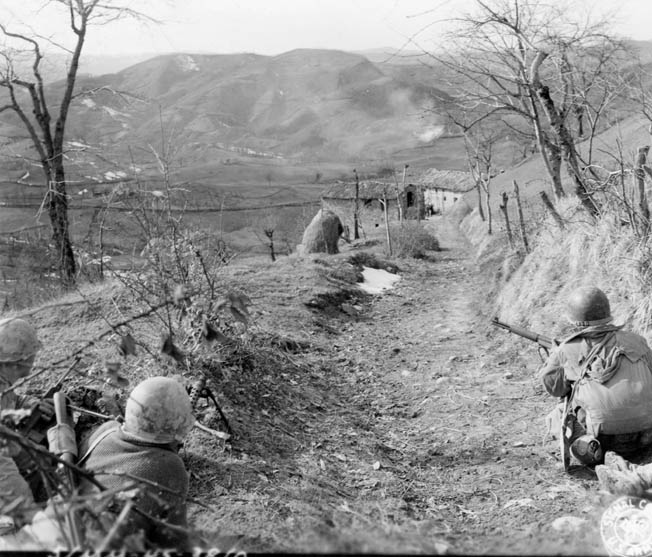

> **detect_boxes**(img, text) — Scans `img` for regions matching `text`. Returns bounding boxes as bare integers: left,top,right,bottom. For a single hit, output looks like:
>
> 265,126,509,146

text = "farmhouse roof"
322,180,400,200
417,169,474,192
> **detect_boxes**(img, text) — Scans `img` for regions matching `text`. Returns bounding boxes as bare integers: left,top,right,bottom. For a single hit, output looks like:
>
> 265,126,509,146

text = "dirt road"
189,215,612,554
337,215,611,554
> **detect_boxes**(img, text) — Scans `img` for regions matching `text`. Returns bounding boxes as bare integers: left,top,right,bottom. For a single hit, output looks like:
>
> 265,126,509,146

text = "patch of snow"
104,171,127,180
67,140,91,149
18,171,29,181
177,54,200,72
80,98,96,109
358,266,401,295
102,106,129,119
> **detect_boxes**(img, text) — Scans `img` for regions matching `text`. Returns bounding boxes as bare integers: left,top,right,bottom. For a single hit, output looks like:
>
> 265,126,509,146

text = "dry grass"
494,196,652,342
390,222,440,259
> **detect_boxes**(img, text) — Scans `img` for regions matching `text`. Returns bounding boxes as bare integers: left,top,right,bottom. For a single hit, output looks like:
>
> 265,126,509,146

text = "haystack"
299,209,343,255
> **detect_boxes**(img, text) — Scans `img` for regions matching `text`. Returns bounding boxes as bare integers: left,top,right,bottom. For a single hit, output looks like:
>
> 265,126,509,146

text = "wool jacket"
539,326,652,436
0,383,36,523
79,420,189,549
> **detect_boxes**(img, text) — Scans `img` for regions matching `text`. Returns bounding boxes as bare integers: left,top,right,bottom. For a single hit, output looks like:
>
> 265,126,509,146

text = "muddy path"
187,216,613,555
326,216,611,555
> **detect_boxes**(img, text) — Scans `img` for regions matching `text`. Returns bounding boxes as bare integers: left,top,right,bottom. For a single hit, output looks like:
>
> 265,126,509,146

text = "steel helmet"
124,376,194,443
0,318,41,363
566,286,612,327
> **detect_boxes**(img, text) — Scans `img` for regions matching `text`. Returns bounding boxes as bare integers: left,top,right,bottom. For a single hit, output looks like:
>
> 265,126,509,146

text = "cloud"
417,125,445,143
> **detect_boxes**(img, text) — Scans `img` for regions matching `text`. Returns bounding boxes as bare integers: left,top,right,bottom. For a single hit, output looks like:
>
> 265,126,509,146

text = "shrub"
347,252,400,274
390,222,440,258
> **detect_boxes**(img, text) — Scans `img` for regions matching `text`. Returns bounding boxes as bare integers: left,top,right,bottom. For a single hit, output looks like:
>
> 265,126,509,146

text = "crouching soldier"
0,318,44,531
539,286,652,467
0,376,196,551
77,375,195,550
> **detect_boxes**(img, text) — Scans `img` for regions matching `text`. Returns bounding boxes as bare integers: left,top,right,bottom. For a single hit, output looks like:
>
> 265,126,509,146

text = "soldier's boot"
570,435,603,466
595,465,647,497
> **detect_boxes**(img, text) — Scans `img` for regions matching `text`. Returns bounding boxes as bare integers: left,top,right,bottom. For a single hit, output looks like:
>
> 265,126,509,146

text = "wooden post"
635,146,650,234
382,185,392,256
540,191,565,229
483,175,492,235
353,169,360,240
392,170,403,223
512,180,529,253
499,191,514,249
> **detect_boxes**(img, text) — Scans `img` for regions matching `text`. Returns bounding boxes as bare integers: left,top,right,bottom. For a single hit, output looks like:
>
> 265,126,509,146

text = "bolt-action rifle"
490,317,557,354
491,317,572,470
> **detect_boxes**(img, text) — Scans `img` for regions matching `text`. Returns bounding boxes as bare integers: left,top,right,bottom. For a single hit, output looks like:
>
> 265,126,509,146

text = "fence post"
499,192,514,249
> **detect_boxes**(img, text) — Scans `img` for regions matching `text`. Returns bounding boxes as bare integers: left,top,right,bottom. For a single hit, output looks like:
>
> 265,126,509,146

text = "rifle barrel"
491,317,554,349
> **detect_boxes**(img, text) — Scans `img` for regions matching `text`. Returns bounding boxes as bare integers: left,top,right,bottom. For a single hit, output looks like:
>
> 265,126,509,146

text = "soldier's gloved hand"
37,399,55,421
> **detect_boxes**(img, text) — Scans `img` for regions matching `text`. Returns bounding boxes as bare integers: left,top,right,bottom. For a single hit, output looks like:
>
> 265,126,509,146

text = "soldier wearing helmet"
77,376,195,550
0,318,44,531
539,286,652,467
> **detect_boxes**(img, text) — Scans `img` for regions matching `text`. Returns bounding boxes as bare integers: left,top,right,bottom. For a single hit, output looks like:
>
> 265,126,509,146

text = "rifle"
490,317,557,355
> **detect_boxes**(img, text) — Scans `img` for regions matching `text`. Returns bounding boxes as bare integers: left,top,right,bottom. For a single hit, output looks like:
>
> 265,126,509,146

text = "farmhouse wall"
424,187,462,215
322,198,402,239
321,181,427,239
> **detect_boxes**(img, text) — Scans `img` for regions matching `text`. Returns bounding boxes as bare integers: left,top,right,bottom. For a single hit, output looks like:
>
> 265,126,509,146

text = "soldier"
0,376,196,550
596,451,652,495
77,375,195,549
0,318,43,531
539,286,652,466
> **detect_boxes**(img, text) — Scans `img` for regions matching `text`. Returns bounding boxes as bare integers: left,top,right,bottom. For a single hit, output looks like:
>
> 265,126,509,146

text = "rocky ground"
182,216,623,555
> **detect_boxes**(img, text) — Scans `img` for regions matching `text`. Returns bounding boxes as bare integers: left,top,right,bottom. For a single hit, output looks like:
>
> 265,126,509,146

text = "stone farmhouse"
320,169,474,238
419,169,475,215
321,180,421,237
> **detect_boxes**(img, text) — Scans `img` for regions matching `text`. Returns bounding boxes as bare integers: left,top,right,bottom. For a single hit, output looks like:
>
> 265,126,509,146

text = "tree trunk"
540,191,565,229
531,52,597,215
635,145,650,234
49,160,76,285
499,192,514,249
476,180,485,221
543,139,564,202
484,181,492,235
524,85,566,200
513,180,529,253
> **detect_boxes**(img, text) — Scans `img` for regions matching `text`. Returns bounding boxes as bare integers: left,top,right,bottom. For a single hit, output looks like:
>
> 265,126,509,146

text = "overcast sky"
0,0,650,57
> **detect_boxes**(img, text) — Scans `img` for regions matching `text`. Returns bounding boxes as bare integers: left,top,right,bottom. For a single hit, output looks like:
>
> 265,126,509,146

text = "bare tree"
464,125,497,234
0,1,153,285
430,0,627,215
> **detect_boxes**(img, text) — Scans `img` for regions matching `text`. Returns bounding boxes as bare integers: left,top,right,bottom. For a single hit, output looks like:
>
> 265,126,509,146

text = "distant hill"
7,41,651,187
0,49,464,185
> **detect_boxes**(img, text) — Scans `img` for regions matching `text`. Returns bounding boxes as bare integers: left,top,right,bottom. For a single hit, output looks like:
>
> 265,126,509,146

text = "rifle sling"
78,425,119,466
567,331,616,409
